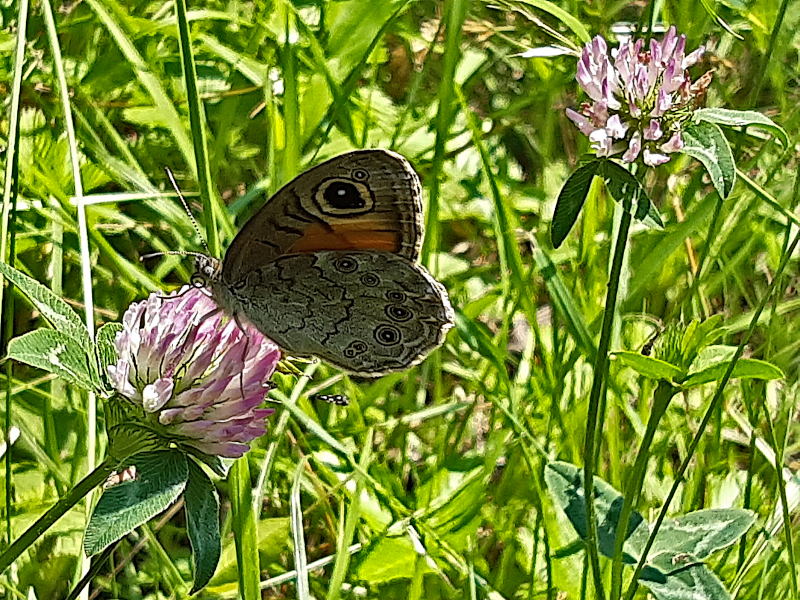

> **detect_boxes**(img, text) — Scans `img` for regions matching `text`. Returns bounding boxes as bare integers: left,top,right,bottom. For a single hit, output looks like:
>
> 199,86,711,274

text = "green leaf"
627,509,755,595
693,108,789,148
356,536,434,582
229,457,260,599
420,467,485,552
96,322,122,392
551,160,601,248
8,329,99,392
514,0,591,43
682,358,784,387
545,461,649,563
454,312,508,375
688,344,736,373
84,451,189,556
0,261,91,347
533,246,596,361
640,563,731,600
680,316,725,367
681,121,736,198
185,459,221,593
211,518,291,585
613,352,684,381
546,465,750,600
697,0,743,41
599,160,664,228
648,509,756,562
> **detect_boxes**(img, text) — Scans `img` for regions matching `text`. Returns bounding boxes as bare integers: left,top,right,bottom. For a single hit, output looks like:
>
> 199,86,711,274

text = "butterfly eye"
374,324,402,346
361,273,380,287
385,305,413,322
334,257,359,273
351,169,369,181
191,274,205,287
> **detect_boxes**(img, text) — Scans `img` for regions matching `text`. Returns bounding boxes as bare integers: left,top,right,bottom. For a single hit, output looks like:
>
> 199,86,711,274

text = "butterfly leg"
153,286,197,301
233,312,251,398
196,305,224,327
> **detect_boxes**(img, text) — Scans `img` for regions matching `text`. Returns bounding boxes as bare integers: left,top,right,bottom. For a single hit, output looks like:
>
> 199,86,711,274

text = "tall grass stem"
174,0,224,255
748,0,791,107
1,0,28,548
422,0,469,263
42,0,97,591
762,402,798,598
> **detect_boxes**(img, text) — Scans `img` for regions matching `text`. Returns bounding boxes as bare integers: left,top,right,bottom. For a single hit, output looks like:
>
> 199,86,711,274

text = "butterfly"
190,149,454,377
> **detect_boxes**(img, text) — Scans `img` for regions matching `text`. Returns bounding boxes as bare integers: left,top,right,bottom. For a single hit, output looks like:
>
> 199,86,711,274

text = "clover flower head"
566,26,708,166
108,287,280,458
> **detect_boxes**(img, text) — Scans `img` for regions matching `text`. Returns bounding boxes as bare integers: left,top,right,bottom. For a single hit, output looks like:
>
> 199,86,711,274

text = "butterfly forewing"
221,150,424,282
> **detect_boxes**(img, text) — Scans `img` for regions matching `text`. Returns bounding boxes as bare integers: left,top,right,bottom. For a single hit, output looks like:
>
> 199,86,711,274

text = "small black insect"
312,394,350,406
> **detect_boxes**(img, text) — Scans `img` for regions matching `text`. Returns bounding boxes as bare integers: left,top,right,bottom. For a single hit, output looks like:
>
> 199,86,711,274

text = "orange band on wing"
287,223,403,253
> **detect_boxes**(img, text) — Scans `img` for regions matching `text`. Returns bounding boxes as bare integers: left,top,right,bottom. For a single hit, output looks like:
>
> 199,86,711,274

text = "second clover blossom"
107,287,280,459
566,27,708,166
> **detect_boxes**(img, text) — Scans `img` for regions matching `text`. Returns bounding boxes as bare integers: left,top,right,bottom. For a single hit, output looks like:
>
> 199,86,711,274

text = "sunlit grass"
1,0,799,598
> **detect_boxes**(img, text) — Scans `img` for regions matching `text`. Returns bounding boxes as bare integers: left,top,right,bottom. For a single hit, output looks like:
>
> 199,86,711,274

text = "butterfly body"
194,150,453,377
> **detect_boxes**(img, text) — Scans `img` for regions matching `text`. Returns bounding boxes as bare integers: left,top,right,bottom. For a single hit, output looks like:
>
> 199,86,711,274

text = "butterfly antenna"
165,167,211,256
140,250,212,261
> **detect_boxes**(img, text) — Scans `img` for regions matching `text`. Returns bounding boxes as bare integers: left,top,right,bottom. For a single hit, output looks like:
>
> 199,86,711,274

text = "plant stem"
748,0,791,107
0,458,114,573
624,224,800,600
584,206,633,599
609,380,676,599
763,403,798,599
230,456,259,600
2,0,28,548
174,0,223,256
737,382,760,572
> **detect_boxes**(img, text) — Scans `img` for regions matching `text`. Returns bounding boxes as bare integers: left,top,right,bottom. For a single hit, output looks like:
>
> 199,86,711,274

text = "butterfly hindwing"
215,250,453,376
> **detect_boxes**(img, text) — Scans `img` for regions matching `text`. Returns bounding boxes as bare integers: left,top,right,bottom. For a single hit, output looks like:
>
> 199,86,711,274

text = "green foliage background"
1,0,799,598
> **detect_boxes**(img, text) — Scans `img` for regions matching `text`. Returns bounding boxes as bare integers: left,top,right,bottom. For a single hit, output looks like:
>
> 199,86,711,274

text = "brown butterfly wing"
217,250,454,376
221,149,423,284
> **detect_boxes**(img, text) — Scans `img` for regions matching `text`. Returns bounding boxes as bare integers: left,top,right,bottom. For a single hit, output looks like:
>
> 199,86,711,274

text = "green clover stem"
610,380,677,599
0,458,115,573
584,205,633,600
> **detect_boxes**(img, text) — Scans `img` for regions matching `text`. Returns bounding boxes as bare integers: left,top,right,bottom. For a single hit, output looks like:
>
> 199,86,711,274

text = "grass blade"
291,458,311,600
85,0,194,172
174,0,225,254
230,457,260,599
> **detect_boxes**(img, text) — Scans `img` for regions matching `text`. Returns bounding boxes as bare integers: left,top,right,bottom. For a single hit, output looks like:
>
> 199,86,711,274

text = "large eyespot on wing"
309,178,375,215
221,149,424,285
